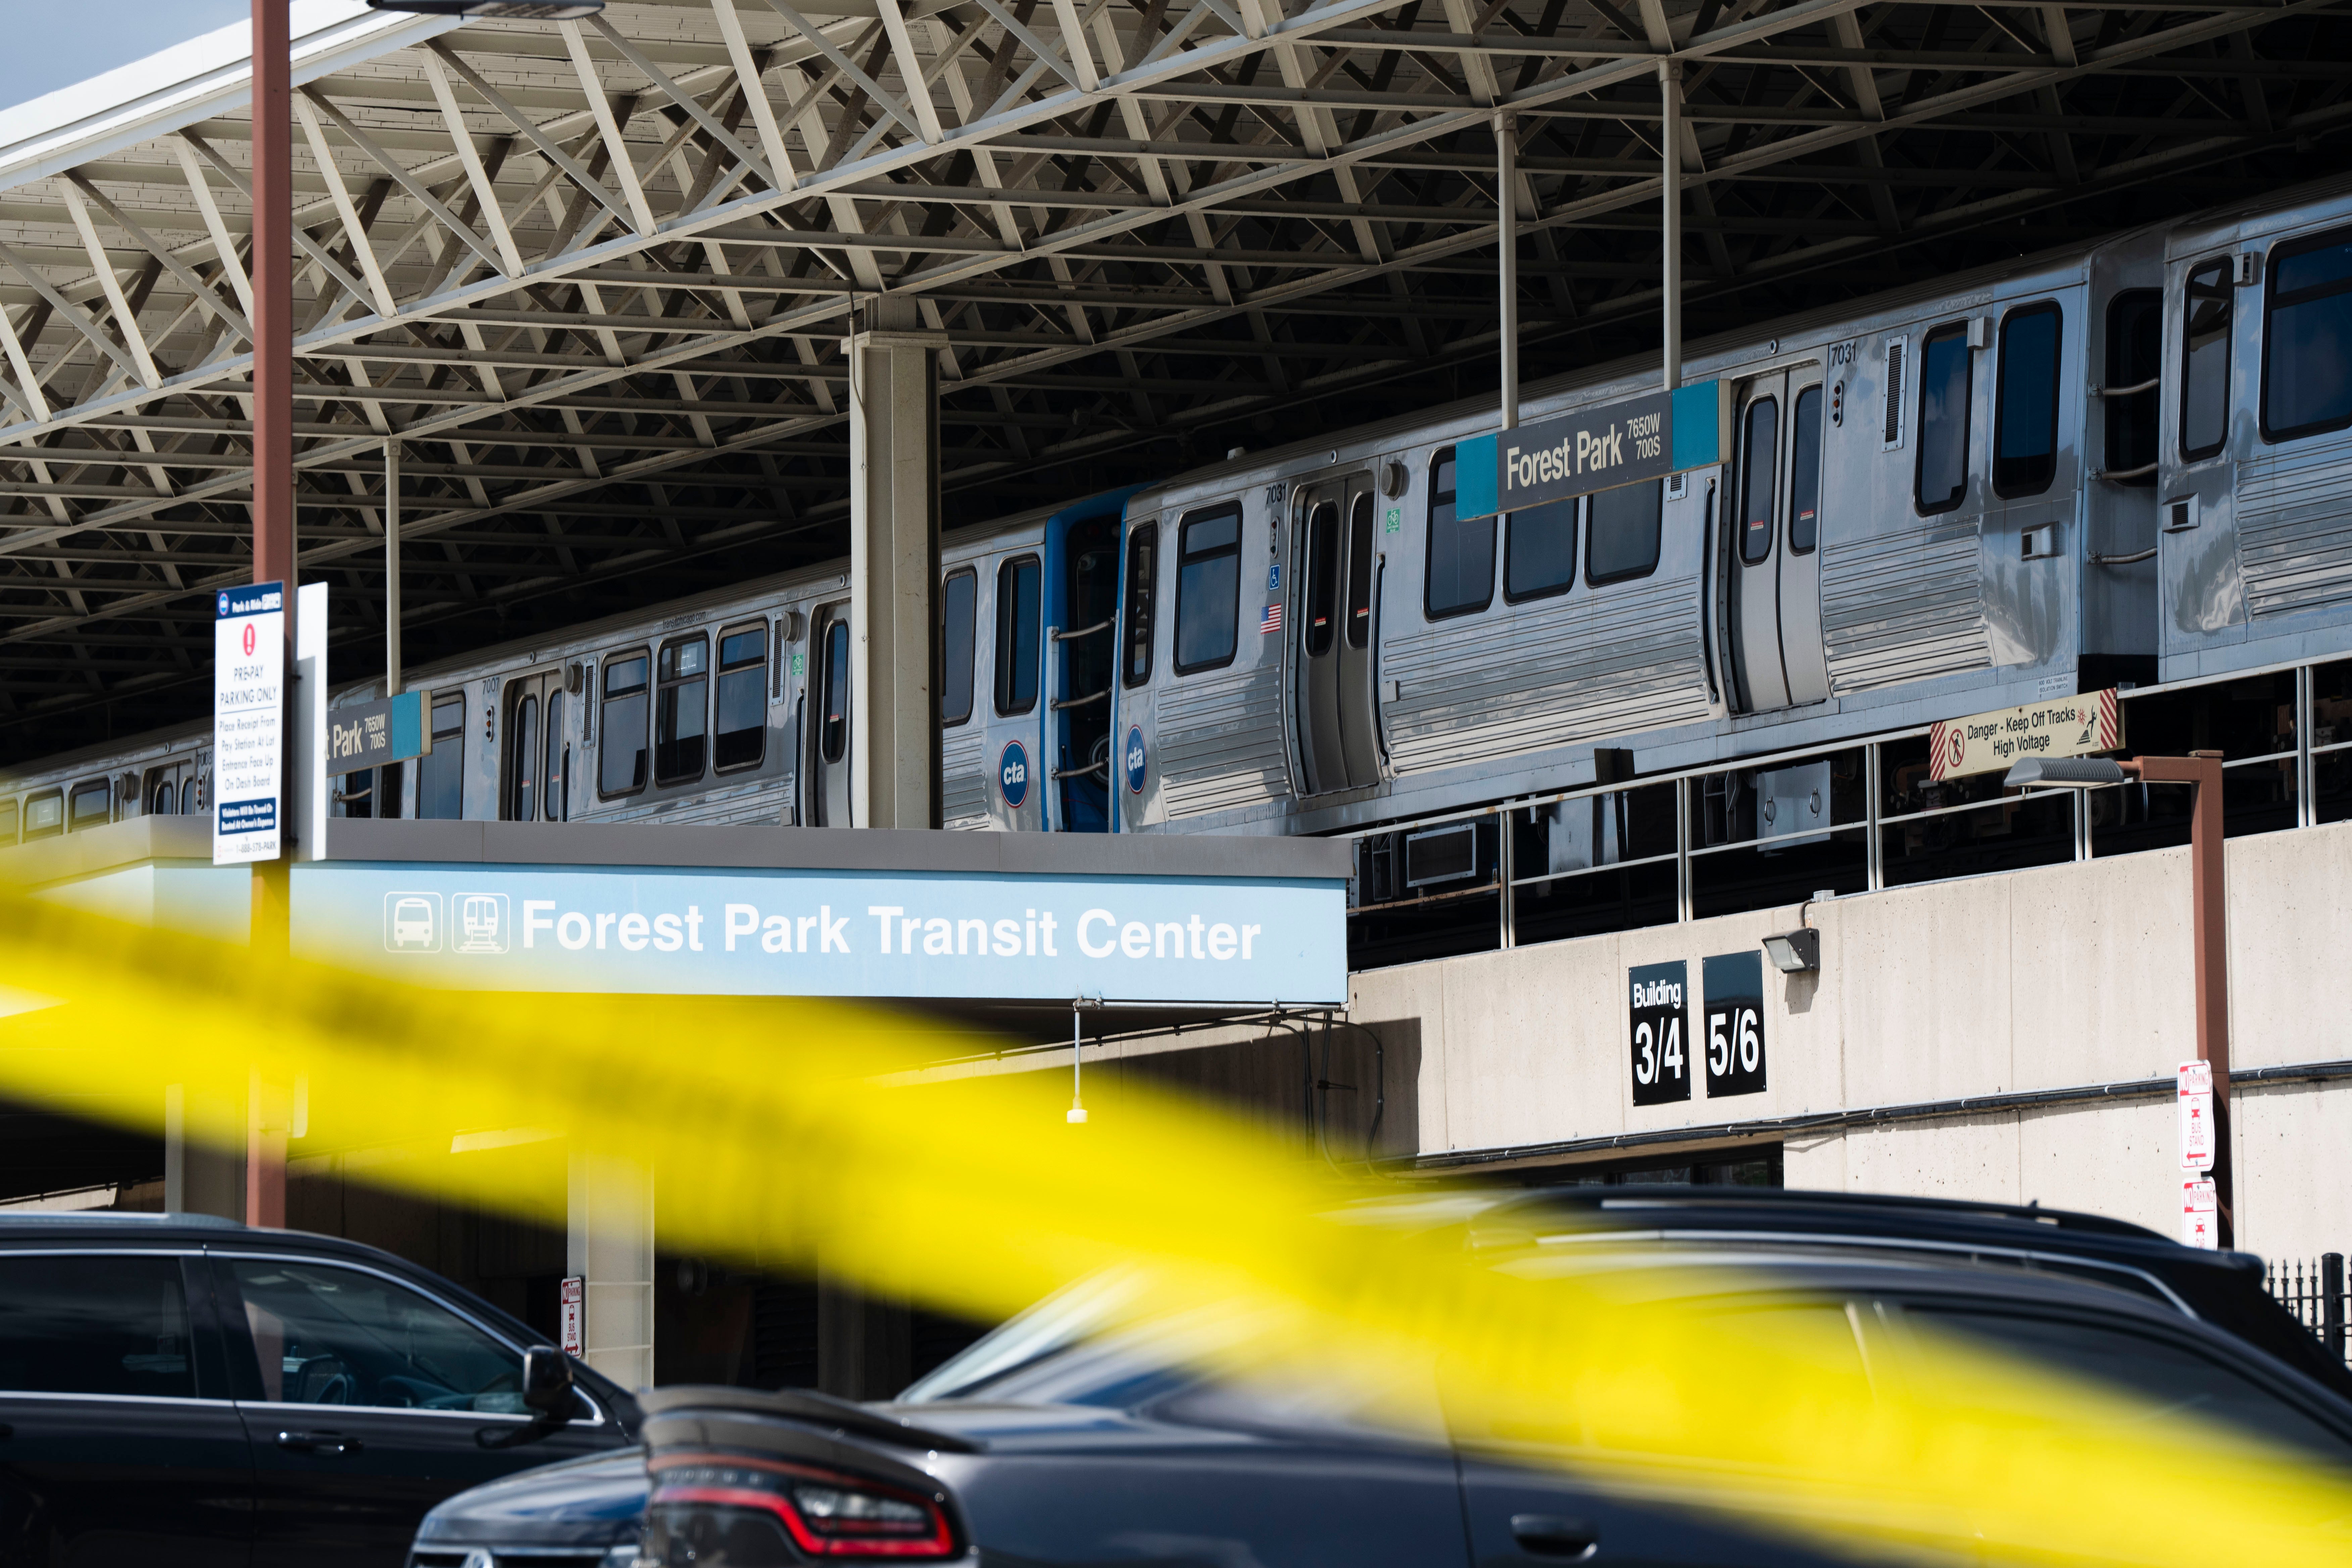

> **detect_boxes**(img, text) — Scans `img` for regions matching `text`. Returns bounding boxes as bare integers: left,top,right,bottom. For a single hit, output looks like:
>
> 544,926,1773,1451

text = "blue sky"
0,1,254,114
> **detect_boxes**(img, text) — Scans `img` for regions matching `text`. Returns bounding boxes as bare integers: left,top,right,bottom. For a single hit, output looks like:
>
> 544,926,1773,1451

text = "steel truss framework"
0,0,2345,754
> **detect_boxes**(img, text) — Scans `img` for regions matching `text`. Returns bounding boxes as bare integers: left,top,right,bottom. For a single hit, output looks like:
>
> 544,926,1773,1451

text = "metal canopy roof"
0,0,2344,757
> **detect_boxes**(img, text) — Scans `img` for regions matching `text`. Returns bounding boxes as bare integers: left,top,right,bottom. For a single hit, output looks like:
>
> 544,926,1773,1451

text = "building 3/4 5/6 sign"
1628,961,1692,1106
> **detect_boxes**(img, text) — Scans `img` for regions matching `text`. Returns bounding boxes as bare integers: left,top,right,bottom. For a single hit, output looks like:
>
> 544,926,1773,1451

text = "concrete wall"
1325,822,2352,1261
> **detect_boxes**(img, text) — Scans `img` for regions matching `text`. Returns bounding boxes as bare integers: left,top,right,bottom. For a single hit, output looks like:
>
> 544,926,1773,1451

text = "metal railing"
2264,1253,2348,1363
1343,649,2352,971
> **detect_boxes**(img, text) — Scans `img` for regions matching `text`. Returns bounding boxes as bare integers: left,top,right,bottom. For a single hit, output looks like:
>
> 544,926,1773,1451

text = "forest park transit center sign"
292,855,1345,1008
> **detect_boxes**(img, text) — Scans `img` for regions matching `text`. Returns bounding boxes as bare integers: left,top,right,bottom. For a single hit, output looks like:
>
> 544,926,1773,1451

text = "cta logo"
1124,726,1148,794
1000,741,1030,808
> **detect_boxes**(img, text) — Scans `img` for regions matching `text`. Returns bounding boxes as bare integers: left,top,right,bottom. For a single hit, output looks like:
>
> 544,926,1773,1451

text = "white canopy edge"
0,1,462,195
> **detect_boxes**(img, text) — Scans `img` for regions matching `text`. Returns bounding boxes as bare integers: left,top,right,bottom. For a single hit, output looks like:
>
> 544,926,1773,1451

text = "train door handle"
1510,1514,1599,1560
277,1430,363,1456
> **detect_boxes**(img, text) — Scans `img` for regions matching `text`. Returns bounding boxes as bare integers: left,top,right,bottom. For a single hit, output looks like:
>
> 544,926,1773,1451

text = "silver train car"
5,172,2351,853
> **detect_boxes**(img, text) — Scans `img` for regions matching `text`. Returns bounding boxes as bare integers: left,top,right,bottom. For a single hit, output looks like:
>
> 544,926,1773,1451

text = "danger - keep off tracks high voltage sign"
1928,688,2123,782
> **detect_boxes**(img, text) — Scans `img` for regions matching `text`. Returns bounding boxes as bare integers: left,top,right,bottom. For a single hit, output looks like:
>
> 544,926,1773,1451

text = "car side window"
223,1258,529,1415
2182,258,2233,462
1121,523,1158,687
1447,1300,1869,1449
0,1253,201,1399
418,692,466,818
1906,1304,2352,1464
599,653,651,798
1174,505,1242,673
1424,450,1495,619
996,555,1043,712
1914,321,1973,513
2264,224,2352,443
940,570,977,725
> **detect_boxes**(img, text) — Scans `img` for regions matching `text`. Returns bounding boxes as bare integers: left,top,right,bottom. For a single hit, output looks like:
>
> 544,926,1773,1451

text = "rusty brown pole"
246,0,293,1230
2122,751,2231,1246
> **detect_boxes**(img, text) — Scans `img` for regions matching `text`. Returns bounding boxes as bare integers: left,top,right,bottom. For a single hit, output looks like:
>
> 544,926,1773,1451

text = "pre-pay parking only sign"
1628,961,1692,1106
213,582,285,866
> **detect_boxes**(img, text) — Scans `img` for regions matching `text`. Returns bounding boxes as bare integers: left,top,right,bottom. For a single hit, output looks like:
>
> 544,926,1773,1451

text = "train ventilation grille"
1881,336,1907,451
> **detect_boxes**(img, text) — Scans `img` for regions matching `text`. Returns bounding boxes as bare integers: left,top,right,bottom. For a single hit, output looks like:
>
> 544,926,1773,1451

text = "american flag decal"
1261,601,1284,634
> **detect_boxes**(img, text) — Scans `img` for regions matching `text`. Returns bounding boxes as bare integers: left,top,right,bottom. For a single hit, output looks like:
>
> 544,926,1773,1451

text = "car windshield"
902,1194,1503,1408
899,1268,1153,1402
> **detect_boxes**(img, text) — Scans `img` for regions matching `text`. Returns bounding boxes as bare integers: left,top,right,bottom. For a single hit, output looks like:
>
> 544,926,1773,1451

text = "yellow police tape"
0,885,2347,1565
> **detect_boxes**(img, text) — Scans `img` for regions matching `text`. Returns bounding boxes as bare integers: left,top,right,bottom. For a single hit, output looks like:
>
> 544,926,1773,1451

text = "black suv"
412,1186,2352,1568
0,1212,639,1568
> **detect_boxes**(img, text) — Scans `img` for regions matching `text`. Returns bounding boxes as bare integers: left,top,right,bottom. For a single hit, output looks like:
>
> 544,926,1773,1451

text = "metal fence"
1345,653,2352,973
2264,1253,2348,1362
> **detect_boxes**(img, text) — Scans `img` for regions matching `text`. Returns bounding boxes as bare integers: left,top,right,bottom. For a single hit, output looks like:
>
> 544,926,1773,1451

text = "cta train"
6,172,2350,852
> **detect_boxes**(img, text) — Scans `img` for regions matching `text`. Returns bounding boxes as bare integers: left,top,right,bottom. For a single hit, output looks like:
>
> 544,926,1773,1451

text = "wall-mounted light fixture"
1762,927,1819,973
2002,757,2129,789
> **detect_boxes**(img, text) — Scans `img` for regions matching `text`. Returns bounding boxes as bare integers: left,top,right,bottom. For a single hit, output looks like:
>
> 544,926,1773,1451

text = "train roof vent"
1881,336,1907,451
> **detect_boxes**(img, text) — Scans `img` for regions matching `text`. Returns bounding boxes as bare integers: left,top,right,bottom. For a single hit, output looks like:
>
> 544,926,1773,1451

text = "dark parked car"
411,1187,2352,1568
0,1211,639,1568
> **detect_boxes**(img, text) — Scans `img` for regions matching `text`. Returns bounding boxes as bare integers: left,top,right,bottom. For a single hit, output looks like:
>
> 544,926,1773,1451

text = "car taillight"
651,1456,959,1559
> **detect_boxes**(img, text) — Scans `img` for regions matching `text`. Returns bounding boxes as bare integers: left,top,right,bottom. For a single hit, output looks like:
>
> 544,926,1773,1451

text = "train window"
1346,494,1375,648
1504,497,1576,603
714,624,767,772
68,778,109,830
1424,450,1494,619
820,619,851,765
544,691,568,821
509,694,539,822
598,653,650,798
413,694,464,818
1994,301,2063,497
2106,290,2161,487
656,635,710,787
1914,321,1973,513
1790,386,1824,553
1738,396,1779,562
2263,226,2352,443
2182,259,2232,461
0,798,14,844
1174,505,1242,674
940,571,977,725
1586,480,1664,585
1305,500,1342,655
21,790,62,841
996,555,1043,712
1122,524,1157,686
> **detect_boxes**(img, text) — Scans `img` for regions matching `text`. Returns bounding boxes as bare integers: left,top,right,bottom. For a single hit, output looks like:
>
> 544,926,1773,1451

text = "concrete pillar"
846,299,945,831
164,1084,245,1221
568,1150,654,1390
816,1272,910,1401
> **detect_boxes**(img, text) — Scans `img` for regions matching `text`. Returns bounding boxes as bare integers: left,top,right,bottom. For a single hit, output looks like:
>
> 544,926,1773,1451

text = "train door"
805,602,854,827
1053,515,1120,831
498,669,572,822
1292,471,1380,794
141,758,199,816
1726,368,1830,712
1113,517,1159,829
